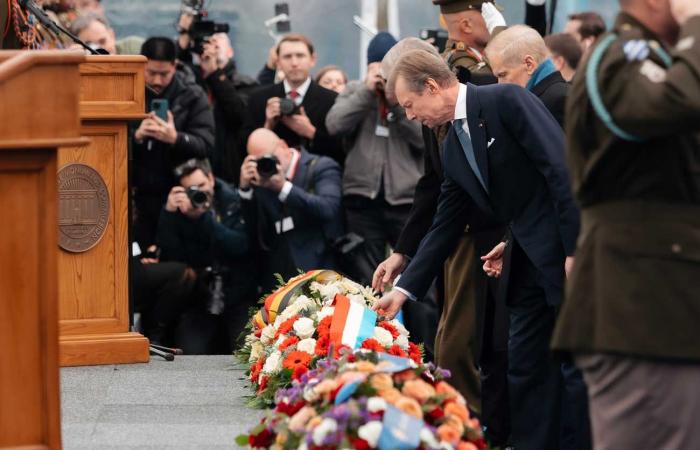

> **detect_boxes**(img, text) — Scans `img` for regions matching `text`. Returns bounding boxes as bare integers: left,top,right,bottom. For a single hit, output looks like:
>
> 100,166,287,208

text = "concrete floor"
60,356,264,450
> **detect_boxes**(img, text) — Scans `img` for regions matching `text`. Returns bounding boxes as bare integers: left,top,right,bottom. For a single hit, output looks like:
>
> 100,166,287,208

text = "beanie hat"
367,32,397,64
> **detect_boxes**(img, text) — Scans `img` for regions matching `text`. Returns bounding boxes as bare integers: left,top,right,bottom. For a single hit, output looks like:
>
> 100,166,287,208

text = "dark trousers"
506,242,591,450
134,193,167,249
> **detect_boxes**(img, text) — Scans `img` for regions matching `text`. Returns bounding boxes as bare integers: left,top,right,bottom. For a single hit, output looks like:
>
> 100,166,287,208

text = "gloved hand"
482,2,507,35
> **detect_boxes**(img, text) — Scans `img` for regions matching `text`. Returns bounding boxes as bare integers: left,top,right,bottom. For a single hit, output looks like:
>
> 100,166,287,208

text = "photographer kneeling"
157,158,256,354
240,128,344,293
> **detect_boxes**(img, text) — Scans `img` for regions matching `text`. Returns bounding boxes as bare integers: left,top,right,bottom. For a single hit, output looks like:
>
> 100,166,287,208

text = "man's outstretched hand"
372,289,408,320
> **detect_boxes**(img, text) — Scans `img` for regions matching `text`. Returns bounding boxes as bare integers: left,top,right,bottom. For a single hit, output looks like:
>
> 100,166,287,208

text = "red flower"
378,321,400,339
315,334,330,357
257,376,269,394
250,357,265,383
254,328,262,338
276,399,306,416
279,335,299,352
408,342,423,364
361,338,385,353
427,406,445,421
275,315,300,339
283,351,313,371
334,344,353,359
351,437,371,450
389,344,408,358
249,426,274,448
317,316,332,337
292,365,308,381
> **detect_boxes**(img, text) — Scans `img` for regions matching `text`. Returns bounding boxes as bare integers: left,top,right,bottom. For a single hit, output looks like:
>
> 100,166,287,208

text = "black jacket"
204,60,258,184
157,178,252,292
242,81,344,165
531,71,569,128
133,71,215,197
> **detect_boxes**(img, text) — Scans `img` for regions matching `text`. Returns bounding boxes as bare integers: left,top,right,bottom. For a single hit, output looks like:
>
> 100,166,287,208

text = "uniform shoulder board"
622,39,650,62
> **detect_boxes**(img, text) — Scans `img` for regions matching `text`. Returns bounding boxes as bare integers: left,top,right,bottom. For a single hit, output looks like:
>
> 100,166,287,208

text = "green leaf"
235,434,250,446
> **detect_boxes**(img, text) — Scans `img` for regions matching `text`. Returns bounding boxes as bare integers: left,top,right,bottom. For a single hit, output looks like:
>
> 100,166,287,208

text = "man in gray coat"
326,32,424,286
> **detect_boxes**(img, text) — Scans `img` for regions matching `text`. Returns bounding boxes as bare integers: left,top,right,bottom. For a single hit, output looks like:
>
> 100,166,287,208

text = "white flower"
281,295,317,320
303,384,320,402
312,418,338,445
390,319,410,336
260,324,276,345
317,306,335,320
373,326,393,347
367,396,387,413
249,341,264,362
348,293,367,305
340,278,362,294
262,351,282,374
298,441,308,450
358,421,383,447
316,282,342,302
297,338,317,356
420,427,442,449
275,334,287,349
294,317,316,339
396,334,409,351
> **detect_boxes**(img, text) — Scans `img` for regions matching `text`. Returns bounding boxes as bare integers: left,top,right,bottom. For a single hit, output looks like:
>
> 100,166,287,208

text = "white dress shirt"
284,78,311,106
238,148,301,203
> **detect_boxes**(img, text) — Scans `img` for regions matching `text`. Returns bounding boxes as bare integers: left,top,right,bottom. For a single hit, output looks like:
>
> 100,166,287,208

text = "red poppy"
275,315,300,339
378,321,400,339
283,351,313,371
361,338,385,353
389,344,408,358
278,335,300,352
315,334,330,357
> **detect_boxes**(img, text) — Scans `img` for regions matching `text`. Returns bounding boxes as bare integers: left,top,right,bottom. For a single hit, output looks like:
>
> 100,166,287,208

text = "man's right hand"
671,0,700,24
265,45,278,70
264,97,282,129
365,62,384,92
372,289,408,321
481,241,507,278
372,252,408,292
239,155,259,190
165,186,189,213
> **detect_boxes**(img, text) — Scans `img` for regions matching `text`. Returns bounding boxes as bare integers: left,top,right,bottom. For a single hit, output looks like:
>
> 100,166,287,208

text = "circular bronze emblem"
58,164,110,253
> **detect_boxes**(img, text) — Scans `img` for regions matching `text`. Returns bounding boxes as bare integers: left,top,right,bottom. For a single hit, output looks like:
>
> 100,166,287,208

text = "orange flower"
317,316,332,337
313,379,339,396
379,388,403,404
283,351,312,371
402,379,437,403
250,357,265,383
275,315,299,339
389,344,408,358
279,335,300,352
408,342,423,364
395,396,423,419
393,369,418,383
378,321,400,339
443,415,465,435
457,442,478,450
361,338,385,353
370,373,394,392
445,402,470,424
437,424,461,445
354,361,377,373
436,381,460,401
315,334,330,357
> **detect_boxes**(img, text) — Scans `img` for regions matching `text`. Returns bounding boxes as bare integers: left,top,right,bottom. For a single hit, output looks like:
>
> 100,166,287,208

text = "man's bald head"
485,25,550,87
246,128,293,172
442,8,490,50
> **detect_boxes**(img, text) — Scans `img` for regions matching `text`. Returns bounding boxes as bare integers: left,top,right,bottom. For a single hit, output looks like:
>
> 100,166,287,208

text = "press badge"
375,124,390,138
275,216,295,234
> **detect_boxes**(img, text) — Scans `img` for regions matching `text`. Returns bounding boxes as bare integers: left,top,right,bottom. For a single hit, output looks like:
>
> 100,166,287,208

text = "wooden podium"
0,51,87,450
58,55,150,366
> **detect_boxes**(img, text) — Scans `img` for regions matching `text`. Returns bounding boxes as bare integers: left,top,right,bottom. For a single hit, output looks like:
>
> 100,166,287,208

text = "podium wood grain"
0,50,87,450
58,56,149,366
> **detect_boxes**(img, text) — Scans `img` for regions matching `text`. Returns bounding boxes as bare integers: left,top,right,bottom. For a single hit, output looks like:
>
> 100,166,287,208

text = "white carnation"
260,324,276,345
297,338,317,356
293,317,316,339
249,341,264,362
373,326,393,347
282,295,316,320
317,306,335,320
262,351,282,375
317,282,342,302
275,334,287,348
396,334,409,351
312,418,338,446
367,396,387,413
390,319,410,336
358,421,383,447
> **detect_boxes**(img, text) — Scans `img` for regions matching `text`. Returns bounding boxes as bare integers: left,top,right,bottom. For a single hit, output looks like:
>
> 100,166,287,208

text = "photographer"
240,128,343,293
242,34,344,166
156,158,255,354
132,36,215,250
325,32,424,286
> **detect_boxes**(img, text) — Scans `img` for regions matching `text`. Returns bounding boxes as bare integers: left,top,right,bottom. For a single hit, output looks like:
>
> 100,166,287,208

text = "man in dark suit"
486,24,569,127
240,128,343,293
375,50,587,450
242,34,343,166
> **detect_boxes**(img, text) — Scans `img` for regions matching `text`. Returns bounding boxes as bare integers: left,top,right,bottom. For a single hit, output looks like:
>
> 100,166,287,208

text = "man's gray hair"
386,49,457,96
485,25,550,66
381,37,440,80
70,12,111,36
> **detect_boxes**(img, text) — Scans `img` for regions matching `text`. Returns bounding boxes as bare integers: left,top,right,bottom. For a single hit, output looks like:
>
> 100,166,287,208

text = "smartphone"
420,28,449,54
150,99,169,121
275,3,290,33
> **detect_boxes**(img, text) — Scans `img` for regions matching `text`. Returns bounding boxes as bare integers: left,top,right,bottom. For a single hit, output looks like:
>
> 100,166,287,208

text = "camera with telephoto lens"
186,186,209,208
279,97,300,116
256,155,280,178
181,0,230,54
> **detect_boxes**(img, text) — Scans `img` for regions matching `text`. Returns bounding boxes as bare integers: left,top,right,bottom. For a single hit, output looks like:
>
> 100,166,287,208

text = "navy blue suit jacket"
397,83,580,305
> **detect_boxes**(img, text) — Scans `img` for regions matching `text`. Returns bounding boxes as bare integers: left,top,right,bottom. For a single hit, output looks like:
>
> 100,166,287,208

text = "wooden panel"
58,123,128,334
79,57,146,120
59,332,150,367
0,151,61,450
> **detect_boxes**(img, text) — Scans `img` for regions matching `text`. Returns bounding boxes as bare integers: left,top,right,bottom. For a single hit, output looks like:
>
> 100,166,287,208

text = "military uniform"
552,12,700,449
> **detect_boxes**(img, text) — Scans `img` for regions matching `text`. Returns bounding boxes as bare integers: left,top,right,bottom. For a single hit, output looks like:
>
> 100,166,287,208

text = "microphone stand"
20,0,107,55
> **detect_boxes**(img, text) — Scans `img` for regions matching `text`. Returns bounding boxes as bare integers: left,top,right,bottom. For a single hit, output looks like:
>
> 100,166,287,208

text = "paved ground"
60,355,264,450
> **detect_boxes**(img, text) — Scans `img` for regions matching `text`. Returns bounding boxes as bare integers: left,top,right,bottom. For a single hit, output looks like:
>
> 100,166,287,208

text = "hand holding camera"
166,185,210,220
281,106,316,139
239,154,286,193
365,62,385,93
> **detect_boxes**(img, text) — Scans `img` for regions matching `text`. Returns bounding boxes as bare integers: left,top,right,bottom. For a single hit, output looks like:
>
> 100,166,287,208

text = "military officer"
552,0,700,448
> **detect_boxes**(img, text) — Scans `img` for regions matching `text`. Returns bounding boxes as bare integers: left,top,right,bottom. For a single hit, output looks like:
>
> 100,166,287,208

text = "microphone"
20,0,107,55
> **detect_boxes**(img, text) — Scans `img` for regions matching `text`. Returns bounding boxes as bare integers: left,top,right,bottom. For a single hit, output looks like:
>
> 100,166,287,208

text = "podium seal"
57,163,110,253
